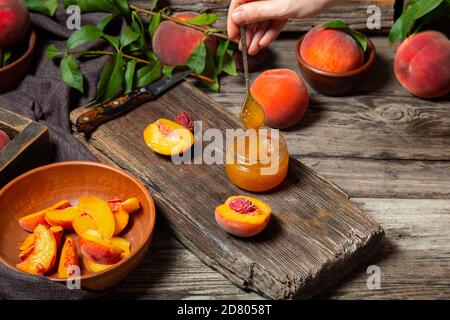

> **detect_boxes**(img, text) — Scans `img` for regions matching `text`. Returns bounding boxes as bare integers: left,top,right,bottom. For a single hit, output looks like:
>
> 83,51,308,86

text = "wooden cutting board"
70,82,384,299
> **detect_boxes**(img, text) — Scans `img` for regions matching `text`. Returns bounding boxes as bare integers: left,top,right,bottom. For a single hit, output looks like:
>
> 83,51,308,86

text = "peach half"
144,119,194,156
16,225,57,275
215,196,272,237
18,200,71,232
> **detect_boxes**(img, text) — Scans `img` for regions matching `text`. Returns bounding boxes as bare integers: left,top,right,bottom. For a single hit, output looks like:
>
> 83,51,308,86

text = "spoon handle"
240,25,250,94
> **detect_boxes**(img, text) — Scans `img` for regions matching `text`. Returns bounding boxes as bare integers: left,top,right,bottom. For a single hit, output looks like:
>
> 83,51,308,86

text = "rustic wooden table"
106,35,450,300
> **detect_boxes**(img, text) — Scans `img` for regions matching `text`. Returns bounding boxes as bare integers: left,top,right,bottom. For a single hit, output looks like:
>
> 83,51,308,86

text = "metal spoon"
239,25,265,129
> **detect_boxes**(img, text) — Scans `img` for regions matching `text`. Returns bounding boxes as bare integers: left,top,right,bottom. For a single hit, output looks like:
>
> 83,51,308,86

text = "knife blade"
76,70,191,134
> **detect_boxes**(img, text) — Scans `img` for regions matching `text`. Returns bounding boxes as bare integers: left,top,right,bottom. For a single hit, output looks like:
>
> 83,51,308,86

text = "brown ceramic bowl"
296,33,376,96
0,29,36,93
0,161,156,291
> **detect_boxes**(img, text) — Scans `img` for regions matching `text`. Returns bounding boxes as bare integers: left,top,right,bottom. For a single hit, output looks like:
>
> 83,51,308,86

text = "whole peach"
0,129,10,150
250,69,309,129
0,0,30,46
152,12,217,66
394,31,450,98
300,26,365,73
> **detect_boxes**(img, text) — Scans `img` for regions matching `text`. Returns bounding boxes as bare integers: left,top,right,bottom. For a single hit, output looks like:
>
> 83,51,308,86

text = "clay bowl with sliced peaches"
0,161,155,291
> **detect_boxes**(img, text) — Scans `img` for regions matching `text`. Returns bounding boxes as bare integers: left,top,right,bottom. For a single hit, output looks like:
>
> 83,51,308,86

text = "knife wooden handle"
76,87,155,133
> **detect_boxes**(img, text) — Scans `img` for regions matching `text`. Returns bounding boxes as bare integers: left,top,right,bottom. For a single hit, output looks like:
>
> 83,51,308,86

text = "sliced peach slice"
83,256,112,273
16,225,57,275
113,207,129,236
18,200,71,232
19,225,63,259
78,196,115,239
79,230,123,265
45,207,81,229
110,237,131,259
143,118,194,156
215,196,272,237
57,237,79,278
72,214,97,236
121,198,140,213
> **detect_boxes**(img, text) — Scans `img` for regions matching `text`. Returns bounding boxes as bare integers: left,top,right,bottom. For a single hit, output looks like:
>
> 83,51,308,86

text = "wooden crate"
0,107,51,187
131,0,395,32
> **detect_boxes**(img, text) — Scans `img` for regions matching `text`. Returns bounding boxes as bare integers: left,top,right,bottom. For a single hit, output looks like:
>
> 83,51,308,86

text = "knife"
76,69,192,134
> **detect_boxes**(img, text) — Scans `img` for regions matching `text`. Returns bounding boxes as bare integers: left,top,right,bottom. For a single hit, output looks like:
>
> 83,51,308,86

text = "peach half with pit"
215,196,272,237
16,225,57,275
144,118,194,156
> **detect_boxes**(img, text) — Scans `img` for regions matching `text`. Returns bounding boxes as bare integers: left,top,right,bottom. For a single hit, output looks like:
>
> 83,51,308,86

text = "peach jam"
225,129,289,192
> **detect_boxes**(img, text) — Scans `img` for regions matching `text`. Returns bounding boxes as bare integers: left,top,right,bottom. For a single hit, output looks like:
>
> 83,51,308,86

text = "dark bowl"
295,33,376,96
0,161,156,291
0,29,36,93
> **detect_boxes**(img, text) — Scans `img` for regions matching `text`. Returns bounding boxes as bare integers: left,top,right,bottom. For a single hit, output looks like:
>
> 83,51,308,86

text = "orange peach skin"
18,200,71,232
300,26,365,73
79,230,123,265
45,207,81,229
121,198,140,213
394,31,450,98
16,225,57,275
113,207,129,236
57,237,79,278
251,69,309,129
152,12,217,66
78,196,116,239
215,196,271,237
19,225,63,260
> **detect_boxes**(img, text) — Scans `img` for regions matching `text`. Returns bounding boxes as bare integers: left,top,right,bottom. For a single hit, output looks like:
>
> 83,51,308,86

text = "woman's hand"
227,0,344,55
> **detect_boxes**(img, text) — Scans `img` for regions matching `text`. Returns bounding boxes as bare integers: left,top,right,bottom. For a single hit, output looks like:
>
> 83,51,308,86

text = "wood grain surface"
131,0,395,33
73,35,450,299
70,84,384,299
0,107,50,187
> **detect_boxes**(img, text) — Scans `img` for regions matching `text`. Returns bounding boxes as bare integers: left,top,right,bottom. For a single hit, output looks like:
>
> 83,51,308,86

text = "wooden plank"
107,198,450,300
299,156,450,199
71,82,383,299
131,0,395,33
0,107,51,187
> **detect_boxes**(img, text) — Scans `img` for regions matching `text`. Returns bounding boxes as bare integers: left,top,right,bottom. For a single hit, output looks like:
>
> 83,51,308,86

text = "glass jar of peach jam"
225,129,289,192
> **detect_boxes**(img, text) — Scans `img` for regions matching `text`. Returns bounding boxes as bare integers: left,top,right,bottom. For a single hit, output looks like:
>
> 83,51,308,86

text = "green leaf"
184,13,218,26
131,11,146,48
322,20,367,52
120,27,140,47
124,60,136,93
24,0,58,16
151,0,159,9
203,47,219,92
1,48,12,67
222,49,238,76
96,53,125,101
135,62,162,87
162,65,175,78
60,56,84,93
67,25,103,49
102,35,120,50
46,45,62,59
113,0,130,16
186,42,207,74
64,0,116,13
215,39,229,74
97,14,116,31
148,12,162,36
389,0,446,43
